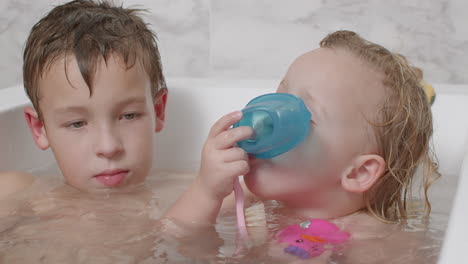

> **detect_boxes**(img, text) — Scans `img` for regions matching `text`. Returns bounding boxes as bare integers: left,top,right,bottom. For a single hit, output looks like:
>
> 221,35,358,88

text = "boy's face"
244,48,385,206
27,54,166,193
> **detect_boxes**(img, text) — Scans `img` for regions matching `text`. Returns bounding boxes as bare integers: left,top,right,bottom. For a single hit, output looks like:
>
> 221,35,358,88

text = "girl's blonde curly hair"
320,30,440,222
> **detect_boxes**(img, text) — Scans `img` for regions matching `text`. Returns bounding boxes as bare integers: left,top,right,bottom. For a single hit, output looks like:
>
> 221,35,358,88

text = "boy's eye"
121,113,139,120
68,121,86,129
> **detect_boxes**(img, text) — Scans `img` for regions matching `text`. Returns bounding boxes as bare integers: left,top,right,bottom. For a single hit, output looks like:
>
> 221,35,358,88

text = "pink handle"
234,177,249,241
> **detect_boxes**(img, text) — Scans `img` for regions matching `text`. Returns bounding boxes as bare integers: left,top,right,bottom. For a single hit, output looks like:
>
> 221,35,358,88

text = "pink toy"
276,219,350,259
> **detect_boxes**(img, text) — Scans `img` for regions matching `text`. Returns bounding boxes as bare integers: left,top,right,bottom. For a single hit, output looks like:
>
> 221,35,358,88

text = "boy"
0,1,177,262
0,0,167,196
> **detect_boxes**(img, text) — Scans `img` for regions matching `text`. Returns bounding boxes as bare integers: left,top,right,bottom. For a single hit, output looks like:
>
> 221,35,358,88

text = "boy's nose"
95,127,124,159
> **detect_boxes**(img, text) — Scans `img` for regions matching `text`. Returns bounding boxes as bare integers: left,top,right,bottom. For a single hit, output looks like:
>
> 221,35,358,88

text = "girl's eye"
68,121,86,129
121,113,139,120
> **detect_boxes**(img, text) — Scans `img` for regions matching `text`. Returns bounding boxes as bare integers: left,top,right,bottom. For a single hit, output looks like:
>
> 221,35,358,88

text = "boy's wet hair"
23,0,166,120
320,30,440,222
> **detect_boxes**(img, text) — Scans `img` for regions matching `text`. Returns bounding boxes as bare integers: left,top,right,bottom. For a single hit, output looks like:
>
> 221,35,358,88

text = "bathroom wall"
1,0,467,91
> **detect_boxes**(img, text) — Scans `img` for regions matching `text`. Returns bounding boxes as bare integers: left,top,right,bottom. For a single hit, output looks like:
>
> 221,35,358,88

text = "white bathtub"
0,78,467,263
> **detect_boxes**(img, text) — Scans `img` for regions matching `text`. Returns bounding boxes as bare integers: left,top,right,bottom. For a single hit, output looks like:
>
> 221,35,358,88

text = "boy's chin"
63,179,141,195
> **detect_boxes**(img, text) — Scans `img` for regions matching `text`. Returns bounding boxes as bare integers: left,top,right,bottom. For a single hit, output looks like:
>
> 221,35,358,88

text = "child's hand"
164,111,253,225
197,111,254,201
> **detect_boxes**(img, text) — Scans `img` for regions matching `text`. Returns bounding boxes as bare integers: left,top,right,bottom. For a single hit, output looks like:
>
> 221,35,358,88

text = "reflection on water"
0,166,455,263
0,167,196,263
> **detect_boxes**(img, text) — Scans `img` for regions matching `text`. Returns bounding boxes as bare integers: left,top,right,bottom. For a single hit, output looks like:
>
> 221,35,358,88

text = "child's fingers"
222,147,249,163
208,111,243,138
214,126,254,150
224,160,250,177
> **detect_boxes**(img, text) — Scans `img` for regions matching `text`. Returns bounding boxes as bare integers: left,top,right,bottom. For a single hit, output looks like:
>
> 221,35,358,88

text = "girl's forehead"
282,49,385,120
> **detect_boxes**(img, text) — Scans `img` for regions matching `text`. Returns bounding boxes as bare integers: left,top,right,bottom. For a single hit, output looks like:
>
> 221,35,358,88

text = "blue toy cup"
233,93,311,159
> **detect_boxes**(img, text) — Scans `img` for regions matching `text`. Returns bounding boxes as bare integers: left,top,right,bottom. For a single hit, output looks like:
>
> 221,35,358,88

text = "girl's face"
244,48,385,207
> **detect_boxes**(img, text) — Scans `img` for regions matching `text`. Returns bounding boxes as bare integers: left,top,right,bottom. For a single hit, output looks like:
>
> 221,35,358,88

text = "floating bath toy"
421,80,435,105
276,219,350,259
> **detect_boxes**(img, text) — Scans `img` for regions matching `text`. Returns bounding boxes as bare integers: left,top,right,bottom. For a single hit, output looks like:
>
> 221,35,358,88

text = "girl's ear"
24,106,50,150
154,88,168,132
341,154,385,193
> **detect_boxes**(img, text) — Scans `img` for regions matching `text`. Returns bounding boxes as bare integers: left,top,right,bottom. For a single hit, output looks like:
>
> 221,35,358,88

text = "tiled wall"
1,0,467,90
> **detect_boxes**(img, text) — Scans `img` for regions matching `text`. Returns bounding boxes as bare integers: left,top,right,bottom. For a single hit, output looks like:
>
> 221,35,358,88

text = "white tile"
0,0,210,91
0,0,63,90
1,0,467,90
123,0,210,78
210,0,468,84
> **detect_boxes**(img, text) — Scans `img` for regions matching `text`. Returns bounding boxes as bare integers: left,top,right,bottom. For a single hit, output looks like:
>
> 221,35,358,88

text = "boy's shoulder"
0,171,36,200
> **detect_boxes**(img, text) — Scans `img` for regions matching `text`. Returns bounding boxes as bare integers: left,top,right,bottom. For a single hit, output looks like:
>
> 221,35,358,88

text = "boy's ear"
341,154,385,193
154,88,168,132
24,106,50,150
